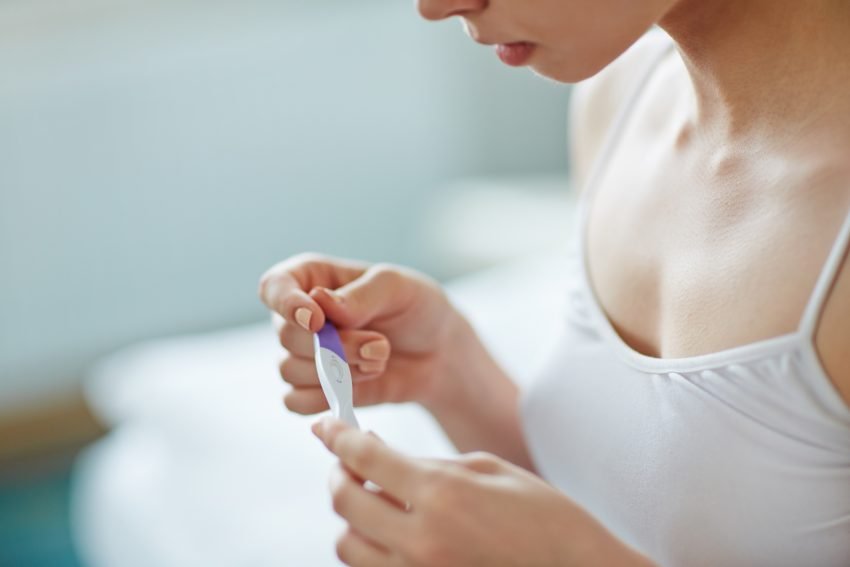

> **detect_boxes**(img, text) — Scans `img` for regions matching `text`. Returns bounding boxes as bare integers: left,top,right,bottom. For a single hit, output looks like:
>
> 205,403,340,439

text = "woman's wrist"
418,310,498,415
417,310,537,470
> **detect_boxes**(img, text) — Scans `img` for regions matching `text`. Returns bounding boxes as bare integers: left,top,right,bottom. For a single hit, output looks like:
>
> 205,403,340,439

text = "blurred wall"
0,0,570,413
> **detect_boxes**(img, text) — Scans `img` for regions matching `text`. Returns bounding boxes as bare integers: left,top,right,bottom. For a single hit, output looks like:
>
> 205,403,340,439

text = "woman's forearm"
421,315,537,472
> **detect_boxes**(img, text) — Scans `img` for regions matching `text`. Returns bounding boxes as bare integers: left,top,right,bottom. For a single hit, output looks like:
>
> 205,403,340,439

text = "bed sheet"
72,253,570,567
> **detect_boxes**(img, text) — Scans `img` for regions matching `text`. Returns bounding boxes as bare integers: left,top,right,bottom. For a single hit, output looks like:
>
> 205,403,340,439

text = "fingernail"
295,308,312,331
359,340,390,361
311,420,322,437
359,361,384,374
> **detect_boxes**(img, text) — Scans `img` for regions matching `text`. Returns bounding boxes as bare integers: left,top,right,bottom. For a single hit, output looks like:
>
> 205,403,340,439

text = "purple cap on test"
316,321,347,361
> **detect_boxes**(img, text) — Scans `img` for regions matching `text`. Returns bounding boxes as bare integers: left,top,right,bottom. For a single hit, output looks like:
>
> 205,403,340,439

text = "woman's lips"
495,42,535,67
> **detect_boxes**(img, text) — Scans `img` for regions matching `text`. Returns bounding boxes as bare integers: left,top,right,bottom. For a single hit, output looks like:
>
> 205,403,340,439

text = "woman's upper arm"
568,29,671,192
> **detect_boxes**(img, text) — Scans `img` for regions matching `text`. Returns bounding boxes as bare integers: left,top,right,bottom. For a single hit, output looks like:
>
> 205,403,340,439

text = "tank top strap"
799,207,850,338
579,32,675,206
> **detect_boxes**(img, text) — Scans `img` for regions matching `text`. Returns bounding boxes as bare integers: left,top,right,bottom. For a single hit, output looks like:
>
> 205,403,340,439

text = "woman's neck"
660,0,850,144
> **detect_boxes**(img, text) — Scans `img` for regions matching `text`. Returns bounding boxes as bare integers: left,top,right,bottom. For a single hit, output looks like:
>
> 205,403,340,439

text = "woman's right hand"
258,253,468,415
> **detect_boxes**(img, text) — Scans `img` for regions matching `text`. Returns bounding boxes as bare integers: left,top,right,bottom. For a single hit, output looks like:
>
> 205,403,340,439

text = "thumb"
309,265,413,329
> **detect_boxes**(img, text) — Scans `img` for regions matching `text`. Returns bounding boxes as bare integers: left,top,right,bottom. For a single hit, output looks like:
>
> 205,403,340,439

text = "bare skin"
259,0,850,564
581,1,850,400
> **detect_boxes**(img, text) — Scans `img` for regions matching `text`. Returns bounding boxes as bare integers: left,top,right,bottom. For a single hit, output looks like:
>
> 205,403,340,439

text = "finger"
271,311,285,333
280,354,387,388
329,465,410,549
279,322,391,363
259,254,370,326
313,418,421,503
260,271,326,333
277,320,317,358
279,354,320,387
283,387,328,415
355,361,386,377
283,377,377,414
309,264,417,329
345,330,392,363
335,527,395,567
431,452,504,475
350,355,436,403
344,460,409,511
284,362,405,415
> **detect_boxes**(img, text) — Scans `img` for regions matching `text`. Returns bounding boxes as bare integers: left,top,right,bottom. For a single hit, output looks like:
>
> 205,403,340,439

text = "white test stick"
313,321,359,429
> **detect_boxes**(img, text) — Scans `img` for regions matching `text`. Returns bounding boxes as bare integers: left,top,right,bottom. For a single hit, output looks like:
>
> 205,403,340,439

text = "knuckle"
258,273,289,311
459,451,501,474
278,355,296,383
257,268,278,299
278,322,299,350
278,324,289,349
282,394,299,413
408,536,450,566
348,440,379,473
287,252,334,280
330,466,354,517
335,532,353,565
260,252,328,302
369,263,404,285
271,312,285,333
418,468,458,509
280,296,304,319
331,487,350,517
282,390,311,415
289,251,327,268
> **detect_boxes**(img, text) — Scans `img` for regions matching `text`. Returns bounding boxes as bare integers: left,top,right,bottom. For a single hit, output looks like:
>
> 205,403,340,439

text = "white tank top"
521,36,850,567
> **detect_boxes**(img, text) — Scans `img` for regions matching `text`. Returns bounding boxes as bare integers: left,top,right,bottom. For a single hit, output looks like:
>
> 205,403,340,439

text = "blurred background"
0,0,573,565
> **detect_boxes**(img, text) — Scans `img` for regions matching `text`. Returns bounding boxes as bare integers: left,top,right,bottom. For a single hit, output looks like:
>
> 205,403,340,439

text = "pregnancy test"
313,321,359,429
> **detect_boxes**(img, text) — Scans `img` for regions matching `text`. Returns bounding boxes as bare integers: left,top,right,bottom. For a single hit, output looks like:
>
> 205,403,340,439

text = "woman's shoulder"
569,28,674,191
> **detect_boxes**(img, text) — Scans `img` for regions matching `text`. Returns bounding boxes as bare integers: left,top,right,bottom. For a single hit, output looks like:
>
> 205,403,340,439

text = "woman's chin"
529,56,606,84
529,64,588,85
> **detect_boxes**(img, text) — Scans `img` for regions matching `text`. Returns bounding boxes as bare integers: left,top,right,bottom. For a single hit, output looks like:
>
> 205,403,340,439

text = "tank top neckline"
574,34,850,376
575,244,805,374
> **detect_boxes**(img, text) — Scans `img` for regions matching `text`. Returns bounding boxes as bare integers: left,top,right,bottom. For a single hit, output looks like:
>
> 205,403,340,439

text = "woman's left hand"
312,418,654,567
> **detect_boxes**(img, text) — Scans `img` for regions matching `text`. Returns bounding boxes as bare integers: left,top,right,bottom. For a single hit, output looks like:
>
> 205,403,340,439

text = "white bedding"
72,253,570,567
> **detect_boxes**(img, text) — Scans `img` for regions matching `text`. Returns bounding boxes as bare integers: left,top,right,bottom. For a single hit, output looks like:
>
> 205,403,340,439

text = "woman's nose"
417,0,487,21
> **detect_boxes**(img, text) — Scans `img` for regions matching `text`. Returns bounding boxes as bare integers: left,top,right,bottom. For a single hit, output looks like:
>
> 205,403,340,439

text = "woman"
259,0,850,565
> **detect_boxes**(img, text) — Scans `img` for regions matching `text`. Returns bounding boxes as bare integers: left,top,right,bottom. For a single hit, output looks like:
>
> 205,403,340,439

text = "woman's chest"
521,335,850,567
584,137,844,359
